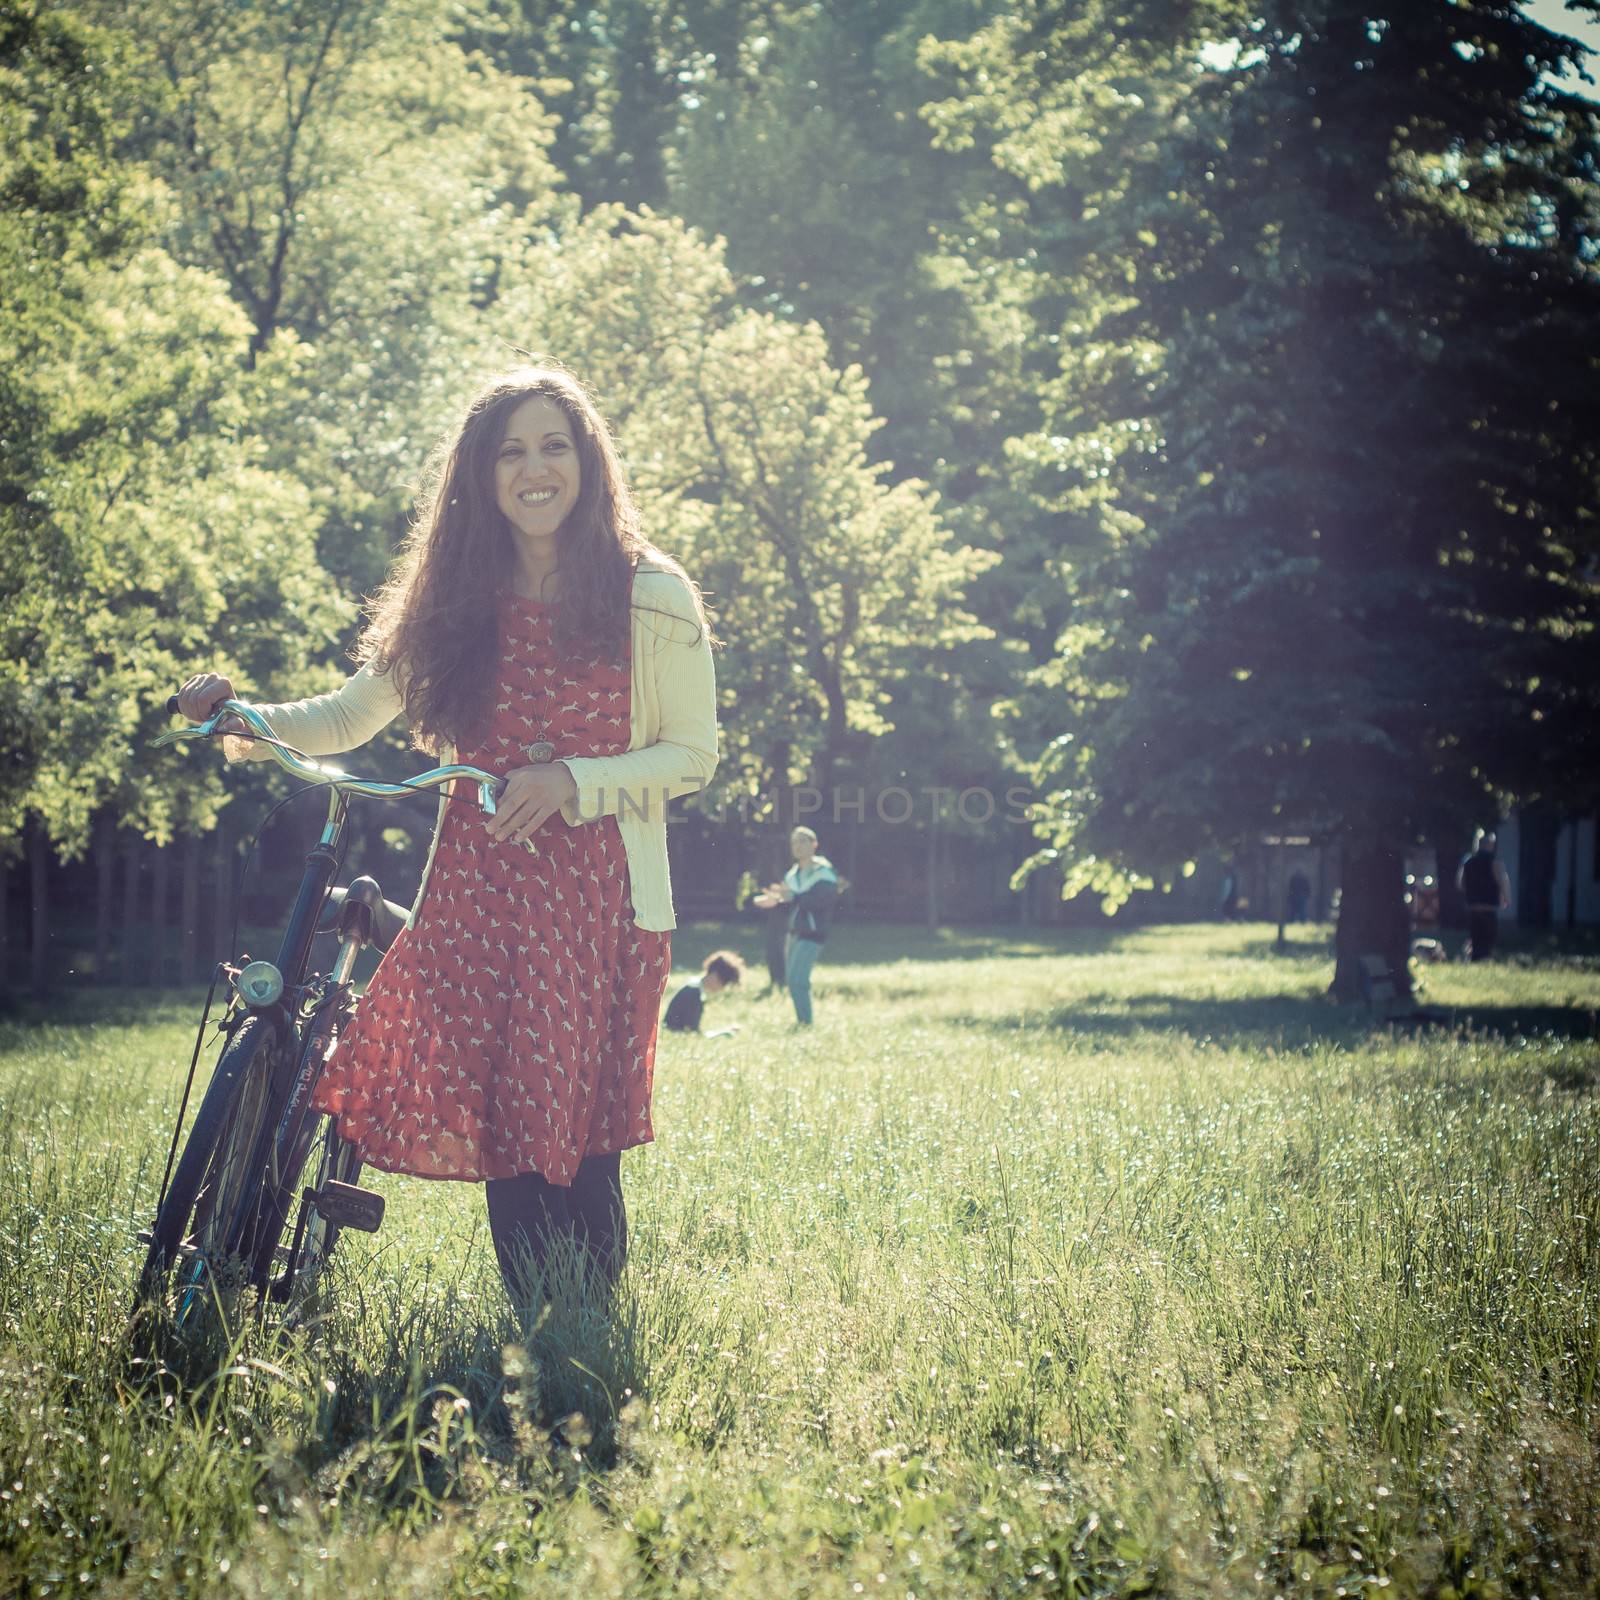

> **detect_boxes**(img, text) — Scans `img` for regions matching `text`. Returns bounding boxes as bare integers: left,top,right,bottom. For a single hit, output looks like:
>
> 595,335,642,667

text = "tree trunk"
120,832,142,985
180,834,201,985
1330,838,1412,1002
766,739,793,879
149,842,170,986
94,811,116,982
29,821,50,996
925,804,942,931
1565,820,1580,929
1434,830,1469,929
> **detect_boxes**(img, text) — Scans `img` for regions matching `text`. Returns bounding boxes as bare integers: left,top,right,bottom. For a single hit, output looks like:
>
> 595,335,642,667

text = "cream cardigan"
230,562,718,931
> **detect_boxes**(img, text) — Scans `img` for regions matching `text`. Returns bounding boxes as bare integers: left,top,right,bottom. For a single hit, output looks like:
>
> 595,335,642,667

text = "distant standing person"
1286,869,1312,923
1218,865,1240,921
1456,830,1511,962
663,950,745,1036
754,826,839,1026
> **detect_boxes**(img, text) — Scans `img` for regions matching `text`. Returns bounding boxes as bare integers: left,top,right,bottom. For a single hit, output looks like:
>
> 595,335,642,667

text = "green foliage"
9,0,1599,952
6,2,1000,869
0,1,342,851
478,1,1041,788
926,1,1600,922
500,205,997,793
88,0,569,596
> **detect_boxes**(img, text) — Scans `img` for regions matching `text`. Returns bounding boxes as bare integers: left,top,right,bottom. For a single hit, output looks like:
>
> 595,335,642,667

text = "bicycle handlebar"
154,698,503,816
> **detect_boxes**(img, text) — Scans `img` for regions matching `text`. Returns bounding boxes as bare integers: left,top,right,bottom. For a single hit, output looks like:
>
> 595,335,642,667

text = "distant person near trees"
1456,831,1512,962
174,364,719,1313
1218,865,1241,921
663,950,745,1036
754,826,839,1026
1287,869,1312,923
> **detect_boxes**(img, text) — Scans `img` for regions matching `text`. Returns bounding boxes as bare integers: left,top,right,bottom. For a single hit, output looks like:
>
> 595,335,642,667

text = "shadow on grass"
1232,933,1337,963
953,990,1600,1052
0,986,214,1032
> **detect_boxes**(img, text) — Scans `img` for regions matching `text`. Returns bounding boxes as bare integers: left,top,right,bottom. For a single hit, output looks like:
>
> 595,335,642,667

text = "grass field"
1,921,1596,1598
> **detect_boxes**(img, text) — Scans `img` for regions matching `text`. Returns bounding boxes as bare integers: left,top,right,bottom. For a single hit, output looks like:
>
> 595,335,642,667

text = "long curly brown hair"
357,364,681,753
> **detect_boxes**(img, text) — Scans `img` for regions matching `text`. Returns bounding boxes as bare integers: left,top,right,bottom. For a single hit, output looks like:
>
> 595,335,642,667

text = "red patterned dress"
311,594,672,1185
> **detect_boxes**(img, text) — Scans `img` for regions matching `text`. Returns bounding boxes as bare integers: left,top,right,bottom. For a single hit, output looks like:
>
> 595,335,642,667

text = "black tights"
485,1153,625,1309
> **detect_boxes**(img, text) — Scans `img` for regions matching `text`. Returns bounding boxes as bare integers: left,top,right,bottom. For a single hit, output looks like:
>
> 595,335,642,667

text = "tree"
465,3,1038,836
462,0,783,210
669,0,1046,679
2,1,355,993
927,0,1600,993
496,206,996,808
84,0,567,602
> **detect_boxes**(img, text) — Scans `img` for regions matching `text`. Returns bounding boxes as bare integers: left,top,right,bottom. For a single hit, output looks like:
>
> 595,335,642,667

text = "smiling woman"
170,363,719,1315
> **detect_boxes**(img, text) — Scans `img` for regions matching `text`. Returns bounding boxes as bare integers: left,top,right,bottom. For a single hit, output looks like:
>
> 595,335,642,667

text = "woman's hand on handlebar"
175,672,236,723
487,762,578,848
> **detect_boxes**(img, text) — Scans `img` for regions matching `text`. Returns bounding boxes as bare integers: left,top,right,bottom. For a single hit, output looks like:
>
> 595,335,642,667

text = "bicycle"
133,697,504,1328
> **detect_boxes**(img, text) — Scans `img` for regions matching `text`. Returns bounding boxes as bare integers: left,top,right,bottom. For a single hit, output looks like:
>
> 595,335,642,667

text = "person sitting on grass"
662,950,745,1036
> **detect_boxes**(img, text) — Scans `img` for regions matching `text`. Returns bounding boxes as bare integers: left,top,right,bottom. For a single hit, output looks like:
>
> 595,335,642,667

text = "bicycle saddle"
318,876,410,953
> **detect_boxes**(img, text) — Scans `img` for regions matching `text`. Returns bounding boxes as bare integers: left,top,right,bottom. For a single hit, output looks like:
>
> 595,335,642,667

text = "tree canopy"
4,0,1598,982
925,0,1600,988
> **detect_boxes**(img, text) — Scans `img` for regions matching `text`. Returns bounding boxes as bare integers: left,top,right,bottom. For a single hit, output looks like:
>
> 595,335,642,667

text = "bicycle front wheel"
137,1014,289,1310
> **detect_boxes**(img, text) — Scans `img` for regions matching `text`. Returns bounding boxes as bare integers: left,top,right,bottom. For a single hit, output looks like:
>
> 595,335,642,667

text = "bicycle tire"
136,1014,288,1306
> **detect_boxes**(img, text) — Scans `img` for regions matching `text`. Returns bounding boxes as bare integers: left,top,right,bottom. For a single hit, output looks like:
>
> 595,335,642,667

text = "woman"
175,365,718,1308
753,826,839,1026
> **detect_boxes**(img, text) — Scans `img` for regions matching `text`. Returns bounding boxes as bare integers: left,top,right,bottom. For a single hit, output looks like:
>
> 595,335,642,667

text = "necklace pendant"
523,740,556,765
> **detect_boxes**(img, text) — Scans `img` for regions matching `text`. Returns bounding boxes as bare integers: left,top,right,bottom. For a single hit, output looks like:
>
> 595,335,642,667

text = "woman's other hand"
489,762,579,847
176,672,235,722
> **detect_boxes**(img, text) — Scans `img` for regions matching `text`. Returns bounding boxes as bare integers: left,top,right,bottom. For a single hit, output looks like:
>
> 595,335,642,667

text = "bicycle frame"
150,700,506,1308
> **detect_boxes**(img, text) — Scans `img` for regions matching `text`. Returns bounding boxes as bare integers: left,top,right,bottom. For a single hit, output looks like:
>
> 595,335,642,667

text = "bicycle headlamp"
237,960,284,1008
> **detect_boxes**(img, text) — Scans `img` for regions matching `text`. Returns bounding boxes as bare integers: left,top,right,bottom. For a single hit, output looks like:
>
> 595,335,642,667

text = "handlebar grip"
166,694,182,716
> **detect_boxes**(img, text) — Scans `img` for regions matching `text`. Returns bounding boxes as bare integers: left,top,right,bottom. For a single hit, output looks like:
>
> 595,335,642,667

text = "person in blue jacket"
754,826,840,1026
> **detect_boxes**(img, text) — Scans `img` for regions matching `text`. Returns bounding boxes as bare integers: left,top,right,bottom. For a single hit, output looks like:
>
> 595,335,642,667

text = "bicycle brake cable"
155,960,228,1217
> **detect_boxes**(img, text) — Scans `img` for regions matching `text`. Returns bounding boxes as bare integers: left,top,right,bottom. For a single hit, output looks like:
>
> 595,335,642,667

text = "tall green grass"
2,923,1596,1597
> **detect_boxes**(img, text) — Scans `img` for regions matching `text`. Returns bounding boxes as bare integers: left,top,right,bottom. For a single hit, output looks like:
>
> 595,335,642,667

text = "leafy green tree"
1,0,348,1001
928,0,1600,992
668,0,1057,835
471,3,1036,825
497,206,996,805
84,0,567,600
462,0,781,209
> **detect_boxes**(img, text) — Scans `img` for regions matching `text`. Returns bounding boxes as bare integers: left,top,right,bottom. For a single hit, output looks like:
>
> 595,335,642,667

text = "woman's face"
790,830,817,864
494,396,582,542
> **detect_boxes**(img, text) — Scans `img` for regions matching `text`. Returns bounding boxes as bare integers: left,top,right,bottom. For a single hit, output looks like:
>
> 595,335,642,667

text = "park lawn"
1,921,1596,1598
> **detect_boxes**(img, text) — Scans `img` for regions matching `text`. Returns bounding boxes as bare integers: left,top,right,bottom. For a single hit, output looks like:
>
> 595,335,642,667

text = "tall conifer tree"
934,0,1600,991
